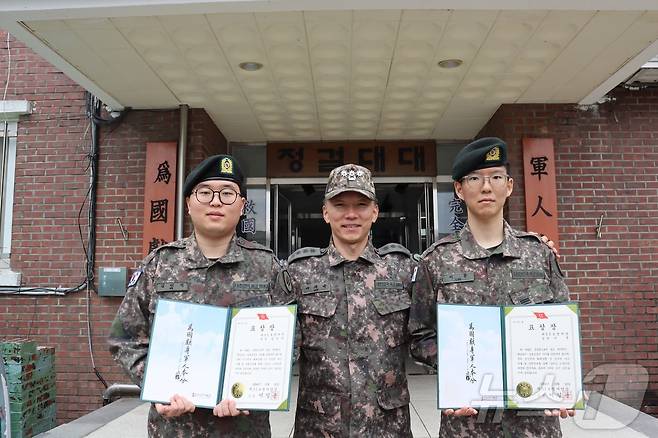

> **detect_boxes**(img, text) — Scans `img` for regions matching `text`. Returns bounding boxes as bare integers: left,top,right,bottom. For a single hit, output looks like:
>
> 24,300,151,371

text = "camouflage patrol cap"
183,154,246,198
324,163,376,201
452,137,508,181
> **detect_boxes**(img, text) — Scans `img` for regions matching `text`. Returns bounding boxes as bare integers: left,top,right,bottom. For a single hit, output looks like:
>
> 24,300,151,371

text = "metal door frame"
434,175,454,242
417,182,435,251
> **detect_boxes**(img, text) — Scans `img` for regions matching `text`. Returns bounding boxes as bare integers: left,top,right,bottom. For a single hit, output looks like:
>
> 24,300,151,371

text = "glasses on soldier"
193,187,241,205
461,173,509,188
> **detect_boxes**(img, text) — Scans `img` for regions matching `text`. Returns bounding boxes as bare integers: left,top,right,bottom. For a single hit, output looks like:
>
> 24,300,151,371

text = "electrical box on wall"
98,267,127,296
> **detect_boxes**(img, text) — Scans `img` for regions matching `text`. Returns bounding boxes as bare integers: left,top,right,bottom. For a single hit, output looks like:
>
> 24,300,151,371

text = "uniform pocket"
377,385,410,410
508,280,554,305
298,389,341,415
296,390,342,433
299,294,338,317
527,283,554,303
153,291,189,302
231,281,272,307
441,279,483,305
232,291,271,307
372,291,410,348
372,291,411,315
298,294,338,347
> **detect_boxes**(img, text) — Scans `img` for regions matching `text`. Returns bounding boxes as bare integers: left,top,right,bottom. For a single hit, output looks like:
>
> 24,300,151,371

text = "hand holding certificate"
436,303,583,411
141,299,297,411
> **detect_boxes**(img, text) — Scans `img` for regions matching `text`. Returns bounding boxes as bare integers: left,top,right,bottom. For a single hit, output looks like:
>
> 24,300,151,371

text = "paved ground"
38,375,658,438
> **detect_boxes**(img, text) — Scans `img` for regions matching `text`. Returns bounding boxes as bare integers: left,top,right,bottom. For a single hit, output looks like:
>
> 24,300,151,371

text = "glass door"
372,182,434,254
273,185,291,260
272,183,329,260
418,183,434,252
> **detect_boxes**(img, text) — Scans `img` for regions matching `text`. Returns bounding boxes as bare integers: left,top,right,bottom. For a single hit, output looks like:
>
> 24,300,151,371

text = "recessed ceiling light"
239,62,263,71
438,59,463,69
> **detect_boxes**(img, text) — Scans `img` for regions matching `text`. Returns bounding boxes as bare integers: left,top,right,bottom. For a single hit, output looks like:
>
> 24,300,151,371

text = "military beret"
183,154,246,198
452,137,508,181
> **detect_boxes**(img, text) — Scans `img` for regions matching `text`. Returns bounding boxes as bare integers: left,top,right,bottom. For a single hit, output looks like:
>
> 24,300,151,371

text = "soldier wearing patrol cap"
409,138,574,437
109,154,285,437
276,163,431,437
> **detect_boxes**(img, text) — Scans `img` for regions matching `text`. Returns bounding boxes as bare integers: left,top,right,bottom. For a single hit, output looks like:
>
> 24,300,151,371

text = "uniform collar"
217,235,246,264
458,221,521,260
185,233,245,268
327,239,378,267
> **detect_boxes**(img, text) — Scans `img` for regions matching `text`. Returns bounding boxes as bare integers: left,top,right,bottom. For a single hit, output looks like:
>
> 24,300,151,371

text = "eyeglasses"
460,173,510,188
193,187,242,205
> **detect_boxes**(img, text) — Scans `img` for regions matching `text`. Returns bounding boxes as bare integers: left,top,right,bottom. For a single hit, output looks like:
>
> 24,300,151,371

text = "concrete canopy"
2,0,658,141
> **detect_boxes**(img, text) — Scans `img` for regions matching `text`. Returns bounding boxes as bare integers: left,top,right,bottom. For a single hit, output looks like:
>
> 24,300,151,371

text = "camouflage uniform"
409,221,570,438
109,234,283,438
281,240,425,438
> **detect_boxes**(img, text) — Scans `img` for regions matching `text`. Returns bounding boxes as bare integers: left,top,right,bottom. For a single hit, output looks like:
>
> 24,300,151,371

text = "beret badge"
485,146,501,162
220,157,233,174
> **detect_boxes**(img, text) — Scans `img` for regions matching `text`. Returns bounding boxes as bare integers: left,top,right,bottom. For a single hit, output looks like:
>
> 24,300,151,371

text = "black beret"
452,137,508,181
183,155,246,198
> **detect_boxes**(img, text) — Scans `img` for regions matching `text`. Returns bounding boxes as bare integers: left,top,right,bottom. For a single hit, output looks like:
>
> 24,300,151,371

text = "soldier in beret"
409,137,574,437
109,154,284,437
275,164,431,437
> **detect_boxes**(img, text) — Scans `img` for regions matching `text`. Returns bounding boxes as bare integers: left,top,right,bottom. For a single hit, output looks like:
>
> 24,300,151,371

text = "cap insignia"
485,146,500,162
220,157,233,174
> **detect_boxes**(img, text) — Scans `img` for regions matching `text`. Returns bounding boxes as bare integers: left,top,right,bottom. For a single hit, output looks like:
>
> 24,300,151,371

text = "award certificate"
436,303,583,410
141,299,297,410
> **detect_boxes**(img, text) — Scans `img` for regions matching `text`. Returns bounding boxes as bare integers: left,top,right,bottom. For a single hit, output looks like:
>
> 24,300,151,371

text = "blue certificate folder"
141,299,297,411
436,302,583,410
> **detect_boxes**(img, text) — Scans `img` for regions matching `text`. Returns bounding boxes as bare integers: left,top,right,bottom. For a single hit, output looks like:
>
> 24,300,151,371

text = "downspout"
0,121,8,253
87,96,100,291
101,383,141,406
176,105,188,240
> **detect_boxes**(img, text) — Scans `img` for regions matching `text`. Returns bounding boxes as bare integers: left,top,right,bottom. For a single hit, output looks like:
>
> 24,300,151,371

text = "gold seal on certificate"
516,382,533,398
231,383,244,398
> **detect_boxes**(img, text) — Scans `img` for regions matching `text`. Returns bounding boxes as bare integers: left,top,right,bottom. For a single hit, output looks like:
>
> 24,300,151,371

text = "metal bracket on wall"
595,213,605,239
116,217,129,241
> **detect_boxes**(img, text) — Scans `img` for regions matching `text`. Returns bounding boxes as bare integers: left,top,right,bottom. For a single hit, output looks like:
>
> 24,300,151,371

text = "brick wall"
0,30,227,423
479,87,658,413
2,31,89,287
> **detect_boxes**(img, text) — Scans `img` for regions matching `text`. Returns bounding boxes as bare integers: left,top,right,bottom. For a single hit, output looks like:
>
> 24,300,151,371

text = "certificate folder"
141,299,297,411
436,302,583,410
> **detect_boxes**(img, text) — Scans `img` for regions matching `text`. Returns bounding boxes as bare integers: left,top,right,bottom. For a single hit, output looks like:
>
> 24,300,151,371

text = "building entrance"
272,181,434,260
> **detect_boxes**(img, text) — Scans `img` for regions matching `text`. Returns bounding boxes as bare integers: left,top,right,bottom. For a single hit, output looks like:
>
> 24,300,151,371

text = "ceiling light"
438,59,463,69
239,62,263,71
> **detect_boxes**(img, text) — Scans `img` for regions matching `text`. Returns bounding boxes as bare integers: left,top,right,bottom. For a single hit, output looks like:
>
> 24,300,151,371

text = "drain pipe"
101,383,141,406
87,96,100,291
0,121,8,254
176,105,189,240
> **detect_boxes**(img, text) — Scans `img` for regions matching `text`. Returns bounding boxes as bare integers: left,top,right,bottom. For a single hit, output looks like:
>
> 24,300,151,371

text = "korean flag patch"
128,269,142,288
